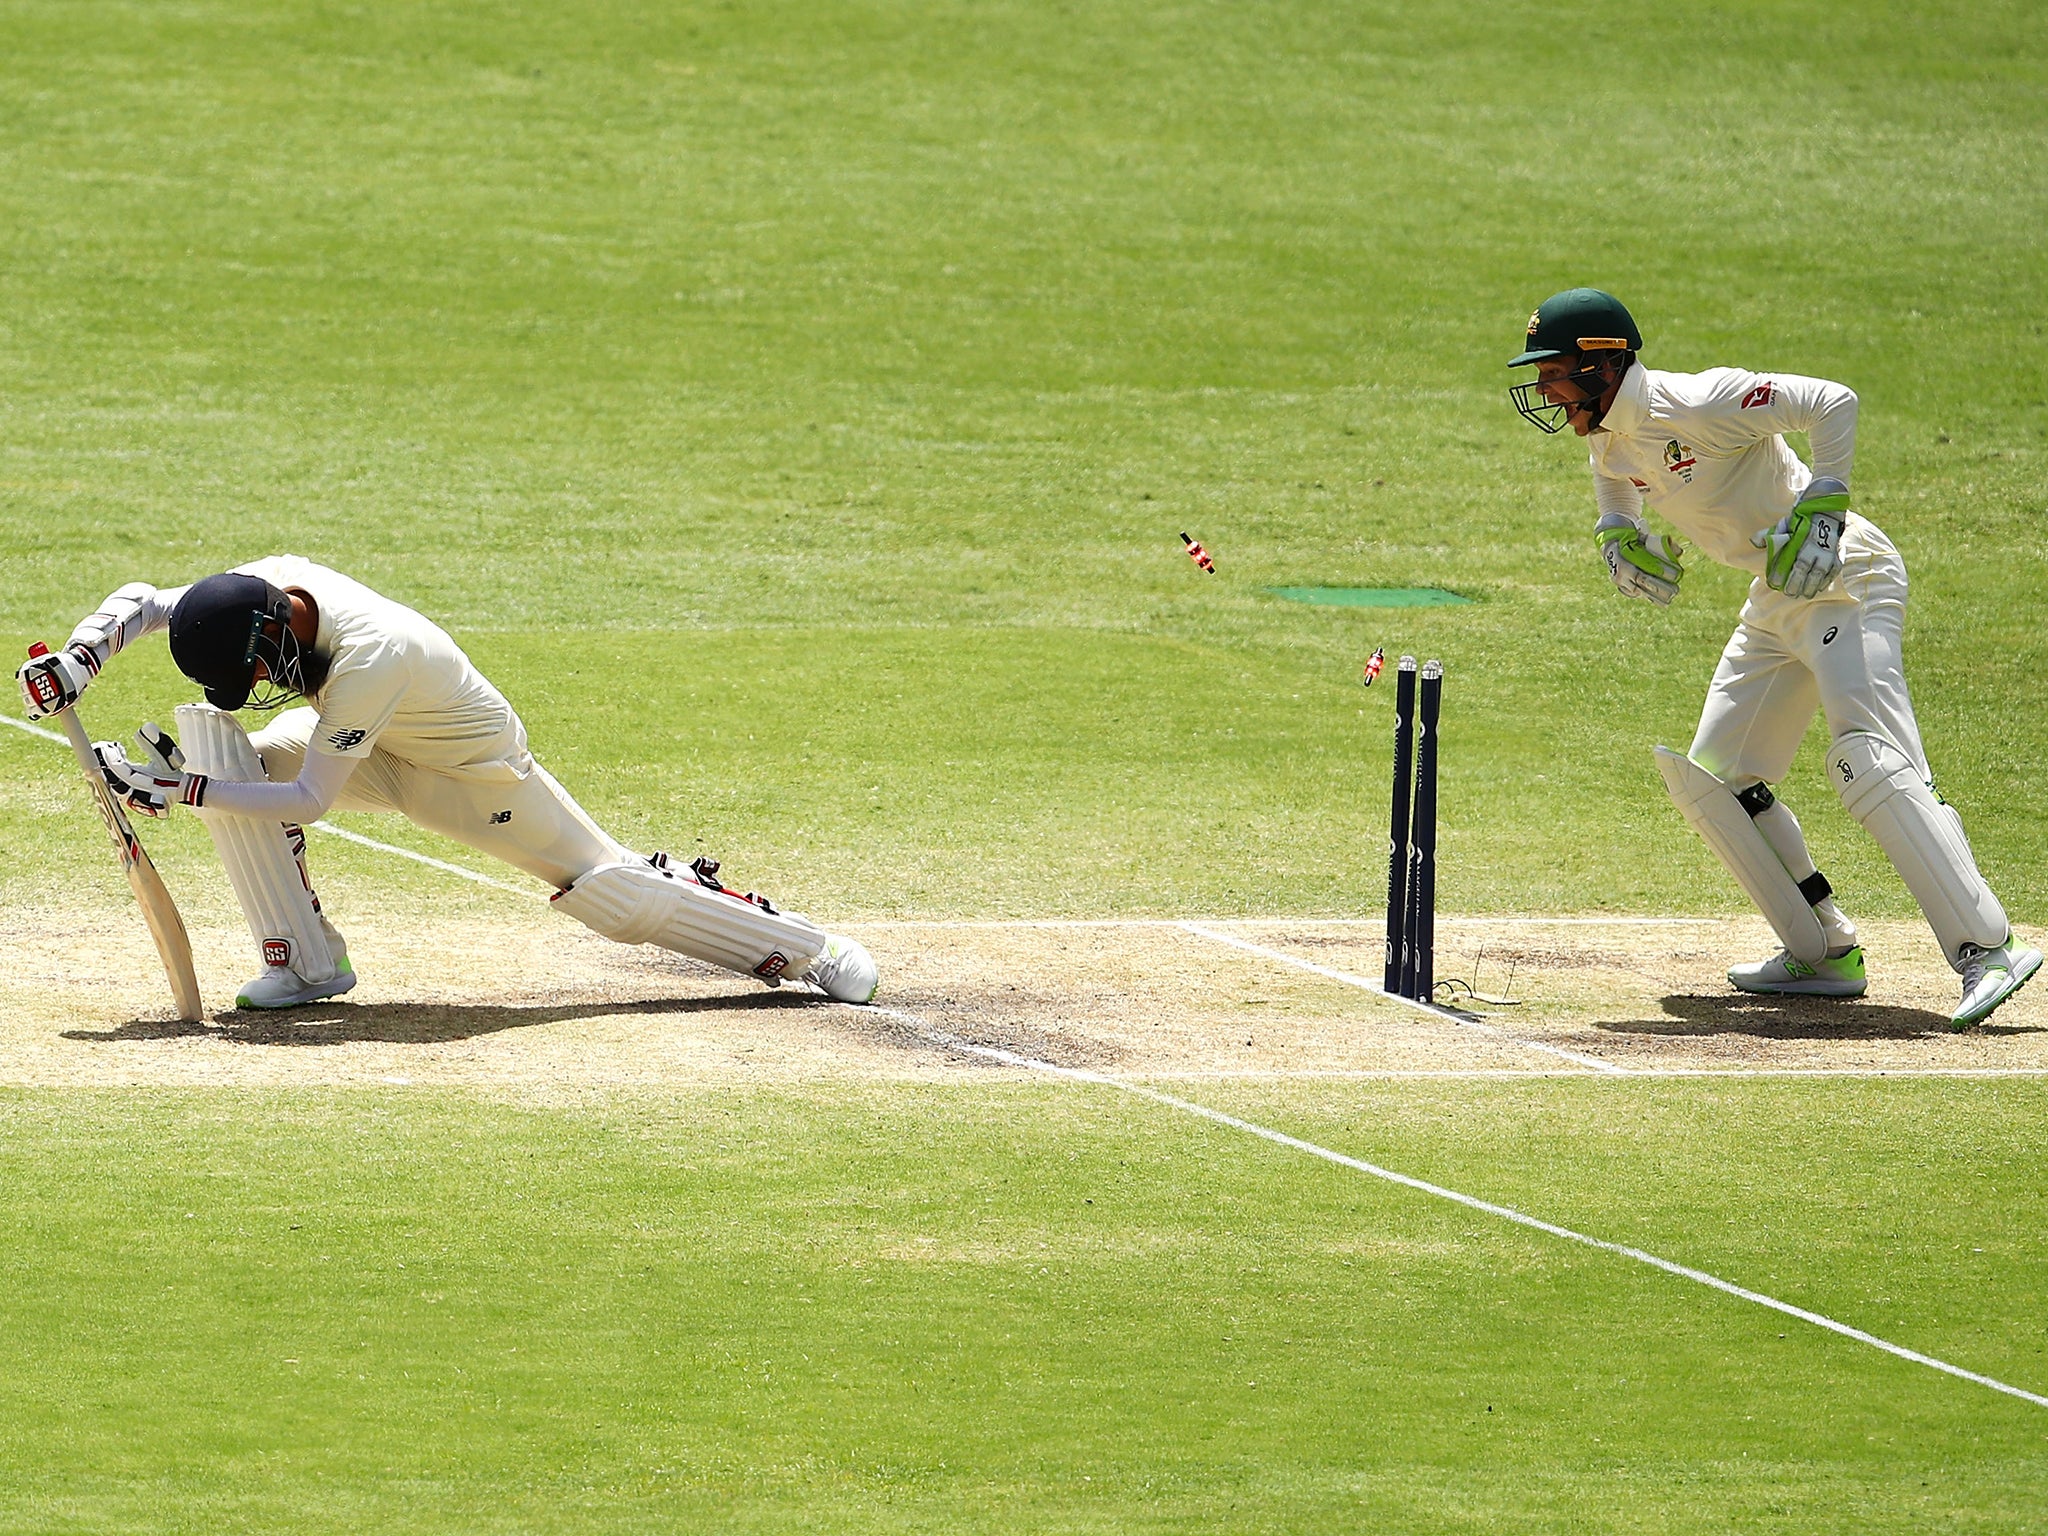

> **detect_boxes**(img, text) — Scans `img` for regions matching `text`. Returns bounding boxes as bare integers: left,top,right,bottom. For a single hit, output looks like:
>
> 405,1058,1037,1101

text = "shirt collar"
306,591,336,658
1597,360,1651,437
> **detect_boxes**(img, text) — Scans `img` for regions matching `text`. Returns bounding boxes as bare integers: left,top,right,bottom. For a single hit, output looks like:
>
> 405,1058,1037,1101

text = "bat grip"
26,642,103,770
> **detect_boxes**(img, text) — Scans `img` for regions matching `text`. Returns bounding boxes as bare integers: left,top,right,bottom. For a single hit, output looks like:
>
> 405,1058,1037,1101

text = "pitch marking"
1180,921,1629,1075
2,714,67,745
876,1006,2048,1413
859,915,1720,930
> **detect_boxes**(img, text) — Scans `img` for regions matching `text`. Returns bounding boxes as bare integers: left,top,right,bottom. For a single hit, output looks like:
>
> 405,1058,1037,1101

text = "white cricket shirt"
1588,362,1861,575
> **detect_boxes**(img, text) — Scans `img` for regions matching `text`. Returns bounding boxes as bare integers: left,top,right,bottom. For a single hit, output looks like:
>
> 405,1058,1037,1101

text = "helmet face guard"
168,573,327,711
249,620,327,710
1509,357,1621,434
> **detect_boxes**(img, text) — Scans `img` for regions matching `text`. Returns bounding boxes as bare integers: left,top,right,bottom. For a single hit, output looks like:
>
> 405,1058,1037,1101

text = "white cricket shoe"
1728,947,1868,998
803,935,878,1004
236,956,357,1010
1953,938,2042,1029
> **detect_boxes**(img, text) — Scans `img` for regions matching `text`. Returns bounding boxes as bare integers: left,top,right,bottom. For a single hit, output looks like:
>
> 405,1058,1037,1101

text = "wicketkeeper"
1508,288,2038,1027
18,556,878,1009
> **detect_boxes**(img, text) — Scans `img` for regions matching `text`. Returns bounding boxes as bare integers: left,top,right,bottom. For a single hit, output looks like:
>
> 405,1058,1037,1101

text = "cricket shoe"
236,955,357,1010
803,935,878,1004
1953,937,2042,1030
1728,947,1867,998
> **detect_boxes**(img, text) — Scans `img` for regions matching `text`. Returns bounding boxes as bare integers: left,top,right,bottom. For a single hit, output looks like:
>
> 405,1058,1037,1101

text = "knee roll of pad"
1655,747,1828,964
553,860,828,983
1827,732,2006,970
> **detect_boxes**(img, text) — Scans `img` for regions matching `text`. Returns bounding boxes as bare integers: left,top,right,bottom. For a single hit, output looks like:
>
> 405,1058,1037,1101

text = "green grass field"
2,0,2045,1529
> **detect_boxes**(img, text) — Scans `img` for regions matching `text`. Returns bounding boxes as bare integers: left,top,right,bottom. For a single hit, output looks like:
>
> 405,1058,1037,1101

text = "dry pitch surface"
4,898,2043,1089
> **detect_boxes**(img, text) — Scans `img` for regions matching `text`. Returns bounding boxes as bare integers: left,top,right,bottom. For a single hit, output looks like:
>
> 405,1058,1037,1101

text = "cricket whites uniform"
227,556,630,891
1586,359,2026,1000
34,557,879,1008
1589,365,1928,789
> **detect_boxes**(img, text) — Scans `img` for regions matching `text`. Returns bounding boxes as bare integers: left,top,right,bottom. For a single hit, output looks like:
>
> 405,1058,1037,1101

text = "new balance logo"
489,810,512,824
326,727,368,751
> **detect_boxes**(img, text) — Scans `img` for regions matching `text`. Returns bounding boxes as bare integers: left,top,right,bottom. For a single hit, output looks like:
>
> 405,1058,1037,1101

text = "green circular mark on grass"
1267,587,1473,607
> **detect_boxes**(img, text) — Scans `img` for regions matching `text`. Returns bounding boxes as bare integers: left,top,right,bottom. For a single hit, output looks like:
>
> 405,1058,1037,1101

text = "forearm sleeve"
66,582,191,671
198,746,357,822
1593,467,1646,528
1764,374,1859,485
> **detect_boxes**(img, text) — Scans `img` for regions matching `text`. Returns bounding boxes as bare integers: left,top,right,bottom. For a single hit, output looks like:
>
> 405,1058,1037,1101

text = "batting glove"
1752,477,1848,598
92,728,207,817
17,643,98,719
1595,512,1686,606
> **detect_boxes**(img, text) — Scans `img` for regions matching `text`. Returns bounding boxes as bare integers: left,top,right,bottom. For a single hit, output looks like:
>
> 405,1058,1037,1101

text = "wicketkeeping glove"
17,643,98,719
1752,476,1848,598
1595,512,1686,606
92,725,207,817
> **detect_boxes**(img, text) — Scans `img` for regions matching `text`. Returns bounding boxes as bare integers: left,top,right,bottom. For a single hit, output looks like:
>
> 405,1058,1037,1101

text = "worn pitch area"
1,904,2041,1088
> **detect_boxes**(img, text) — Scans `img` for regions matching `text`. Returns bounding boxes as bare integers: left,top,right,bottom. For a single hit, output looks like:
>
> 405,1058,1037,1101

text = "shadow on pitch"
67,989,824,1047
1592,992,2044,1040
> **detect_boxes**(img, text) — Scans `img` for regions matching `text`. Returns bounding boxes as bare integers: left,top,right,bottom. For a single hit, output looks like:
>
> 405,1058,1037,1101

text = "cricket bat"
28,643,204,1022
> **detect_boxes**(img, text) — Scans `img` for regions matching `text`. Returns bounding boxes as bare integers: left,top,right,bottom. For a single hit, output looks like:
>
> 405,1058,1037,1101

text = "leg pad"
176,704,341,984
553,860,827,982
1828,732,2006,970
1655,746,1828,964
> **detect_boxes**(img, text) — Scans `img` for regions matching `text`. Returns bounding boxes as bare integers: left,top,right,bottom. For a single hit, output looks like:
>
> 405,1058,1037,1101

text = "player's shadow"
66,989,825,1048
1593,992,2041,1040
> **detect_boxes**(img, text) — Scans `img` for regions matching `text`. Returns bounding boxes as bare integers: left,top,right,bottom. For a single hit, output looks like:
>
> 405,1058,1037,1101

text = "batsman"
1509,288,2038,1027
18,556,878,1009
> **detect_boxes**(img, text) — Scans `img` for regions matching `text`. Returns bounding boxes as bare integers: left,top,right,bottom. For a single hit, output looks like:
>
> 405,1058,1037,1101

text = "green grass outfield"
2,1081,2045,1533
2,0,2046,1529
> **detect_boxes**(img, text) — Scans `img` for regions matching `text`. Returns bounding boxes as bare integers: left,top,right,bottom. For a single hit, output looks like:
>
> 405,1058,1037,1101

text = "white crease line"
1180,921,1630,1076
914,918,1736,931
307,821,546,899
875,1005,2048,1413
2,714,67,744
1085,1067,2048,1081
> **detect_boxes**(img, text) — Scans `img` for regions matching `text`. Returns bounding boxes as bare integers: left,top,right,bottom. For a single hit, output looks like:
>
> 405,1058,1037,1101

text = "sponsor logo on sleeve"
1663,440,1697,482
489,810,512,824
326,727,368,751
1740,382,1777,409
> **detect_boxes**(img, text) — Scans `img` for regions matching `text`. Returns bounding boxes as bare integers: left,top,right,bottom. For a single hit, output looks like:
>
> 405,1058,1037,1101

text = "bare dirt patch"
0,905,2041,1088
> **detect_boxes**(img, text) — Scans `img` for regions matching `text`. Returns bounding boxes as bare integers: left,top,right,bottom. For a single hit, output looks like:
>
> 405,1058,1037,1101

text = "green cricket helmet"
1508,288,1642,433
1508,288,1641,367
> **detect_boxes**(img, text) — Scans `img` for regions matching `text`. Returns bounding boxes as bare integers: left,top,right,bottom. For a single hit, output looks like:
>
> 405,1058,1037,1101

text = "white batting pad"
175,704,341,984
1827,732,2007,970
1655,747,1828,965
552,860,828,983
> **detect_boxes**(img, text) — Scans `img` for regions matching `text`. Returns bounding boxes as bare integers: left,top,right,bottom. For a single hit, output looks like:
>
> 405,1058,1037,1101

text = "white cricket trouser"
251,708,629,890
1690,518,1929,783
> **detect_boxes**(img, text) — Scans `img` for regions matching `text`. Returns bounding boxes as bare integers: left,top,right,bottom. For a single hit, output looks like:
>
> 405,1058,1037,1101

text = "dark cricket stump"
1383,656,1417,993
1385,657,1441,1002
